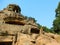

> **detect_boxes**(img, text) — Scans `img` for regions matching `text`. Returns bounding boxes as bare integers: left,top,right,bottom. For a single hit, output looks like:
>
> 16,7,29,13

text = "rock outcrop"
0,4,60,45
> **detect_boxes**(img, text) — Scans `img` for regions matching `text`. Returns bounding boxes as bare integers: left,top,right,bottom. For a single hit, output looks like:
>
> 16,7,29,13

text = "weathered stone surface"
0,4,60,45
0,4,39,45
36,33,60,45
15,33,35,45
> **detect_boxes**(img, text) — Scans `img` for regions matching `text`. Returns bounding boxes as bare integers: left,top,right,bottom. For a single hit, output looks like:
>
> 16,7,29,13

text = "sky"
0,0,60,28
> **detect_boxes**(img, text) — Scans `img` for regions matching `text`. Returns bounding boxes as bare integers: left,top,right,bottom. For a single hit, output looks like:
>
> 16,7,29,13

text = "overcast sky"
0,0,60,28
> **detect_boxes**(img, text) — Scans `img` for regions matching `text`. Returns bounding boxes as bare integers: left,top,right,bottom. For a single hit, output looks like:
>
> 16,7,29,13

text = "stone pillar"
40,27,44,35
12,36,15,45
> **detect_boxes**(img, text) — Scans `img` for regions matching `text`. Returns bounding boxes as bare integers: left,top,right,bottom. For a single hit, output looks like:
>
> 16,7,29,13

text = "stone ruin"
0,4,40,45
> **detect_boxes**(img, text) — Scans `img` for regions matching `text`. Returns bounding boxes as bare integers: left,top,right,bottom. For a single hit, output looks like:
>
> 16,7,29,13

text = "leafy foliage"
24,3,60,33
53,2,60,34
42,26,52,33
37,23,42,29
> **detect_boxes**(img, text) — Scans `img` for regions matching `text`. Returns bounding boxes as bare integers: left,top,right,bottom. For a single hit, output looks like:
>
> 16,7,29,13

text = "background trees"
24,2,60,34
53,2,60,34
37,2,60,34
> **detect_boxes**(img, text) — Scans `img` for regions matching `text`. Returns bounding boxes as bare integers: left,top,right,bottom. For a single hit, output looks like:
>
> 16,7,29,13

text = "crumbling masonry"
0,4,40,45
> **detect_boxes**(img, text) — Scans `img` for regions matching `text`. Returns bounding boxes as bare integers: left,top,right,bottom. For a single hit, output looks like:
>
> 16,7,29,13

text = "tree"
53,17,60,34
42,26,51,33
53,2,60,34
37,23,42,29
55,2,60,17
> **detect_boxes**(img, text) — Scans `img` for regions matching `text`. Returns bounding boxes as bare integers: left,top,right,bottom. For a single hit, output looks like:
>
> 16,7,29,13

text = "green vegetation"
24,2,60,34
42,2,60,34
53,2,60,34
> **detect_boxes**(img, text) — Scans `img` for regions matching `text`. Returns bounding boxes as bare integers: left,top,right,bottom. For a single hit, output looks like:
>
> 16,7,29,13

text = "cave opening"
0,42,12,45
31,28,40,34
